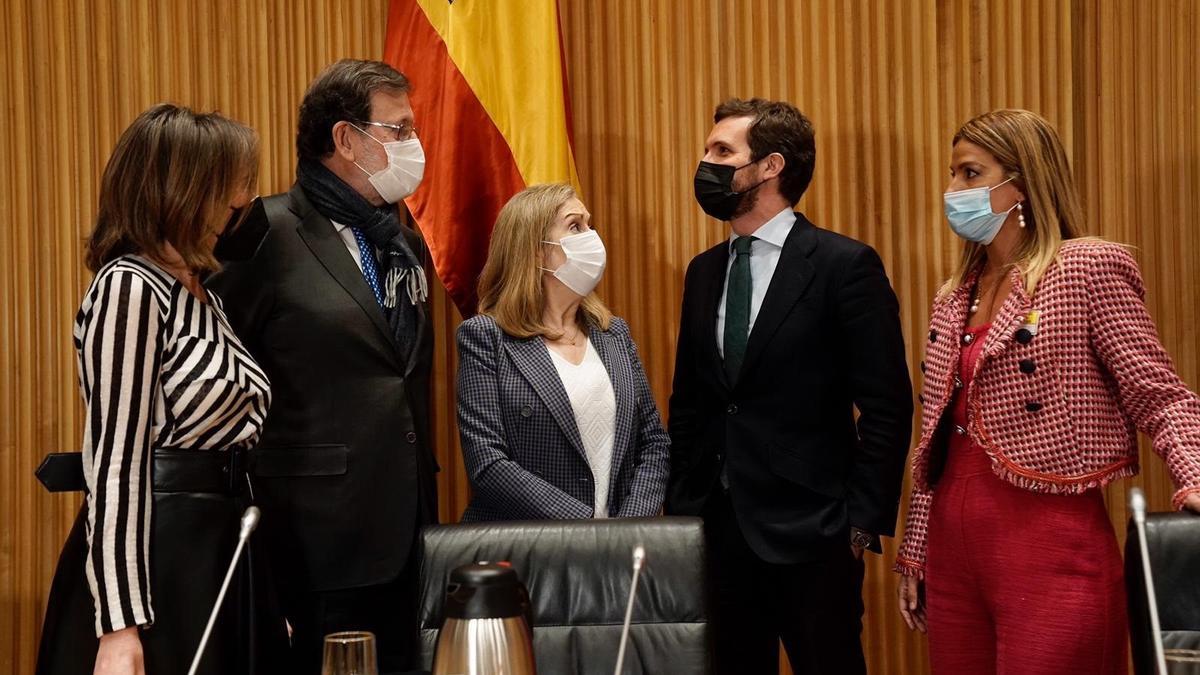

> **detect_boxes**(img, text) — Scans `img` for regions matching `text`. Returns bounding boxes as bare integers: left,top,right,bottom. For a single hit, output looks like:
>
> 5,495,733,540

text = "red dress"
925,323,1128,675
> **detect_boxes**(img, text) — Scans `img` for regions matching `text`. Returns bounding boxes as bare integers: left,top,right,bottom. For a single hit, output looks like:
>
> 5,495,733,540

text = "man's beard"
730,177,761,219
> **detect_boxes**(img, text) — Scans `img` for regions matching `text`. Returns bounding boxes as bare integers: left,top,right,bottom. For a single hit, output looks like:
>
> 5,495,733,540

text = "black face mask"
693,159,763,221
214,197,268,262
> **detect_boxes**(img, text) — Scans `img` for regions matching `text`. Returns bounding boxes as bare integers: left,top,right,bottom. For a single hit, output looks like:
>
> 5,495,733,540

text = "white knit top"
547,338,616,518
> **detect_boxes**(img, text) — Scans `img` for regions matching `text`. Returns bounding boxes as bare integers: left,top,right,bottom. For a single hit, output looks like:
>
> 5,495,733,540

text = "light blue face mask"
943,176,1017,245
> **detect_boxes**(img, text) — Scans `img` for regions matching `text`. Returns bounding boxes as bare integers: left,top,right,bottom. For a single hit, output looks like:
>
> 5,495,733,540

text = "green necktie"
723,236,754,382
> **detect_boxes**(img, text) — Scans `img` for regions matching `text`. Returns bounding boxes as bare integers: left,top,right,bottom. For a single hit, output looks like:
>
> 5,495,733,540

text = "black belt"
35,449,249,494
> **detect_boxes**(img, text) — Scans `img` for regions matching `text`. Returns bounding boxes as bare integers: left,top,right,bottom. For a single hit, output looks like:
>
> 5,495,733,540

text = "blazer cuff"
893,556,925,580
1172,485,1200,511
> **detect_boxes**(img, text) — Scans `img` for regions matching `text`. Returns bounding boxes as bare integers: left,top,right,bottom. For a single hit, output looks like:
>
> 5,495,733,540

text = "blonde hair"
940,109,1086,297
86,103,259,273
477,183,612,338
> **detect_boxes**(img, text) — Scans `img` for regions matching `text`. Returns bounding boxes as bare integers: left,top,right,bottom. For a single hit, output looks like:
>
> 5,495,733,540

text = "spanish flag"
384,0,580,316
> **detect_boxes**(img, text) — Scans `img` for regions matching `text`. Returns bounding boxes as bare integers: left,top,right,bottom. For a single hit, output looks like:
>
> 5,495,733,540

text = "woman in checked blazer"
894,109,1200,675
455,183,670,522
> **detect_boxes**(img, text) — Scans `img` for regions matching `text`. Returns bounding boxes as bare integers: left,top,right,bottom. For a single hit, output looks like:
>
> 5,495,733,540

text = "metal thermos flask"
431,563,536,675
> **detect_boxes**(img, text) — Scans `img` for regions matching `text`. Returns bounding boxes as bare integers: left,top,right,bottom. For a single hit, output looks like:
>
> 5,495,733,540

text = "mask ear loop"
987,175,1016,192
539,240,563,274
988,175,1022,217
349,122,386,177
733,153,782,197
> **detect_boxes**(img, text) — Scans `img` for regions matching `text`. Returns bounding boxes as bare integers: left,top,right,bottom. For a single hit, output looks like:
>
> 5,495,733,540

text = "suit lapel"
503,335,588,460
978,266,1034,364
738,215,818,381
290,185,403,360
590,325,635,482
694,245,733,392
404,297,428,377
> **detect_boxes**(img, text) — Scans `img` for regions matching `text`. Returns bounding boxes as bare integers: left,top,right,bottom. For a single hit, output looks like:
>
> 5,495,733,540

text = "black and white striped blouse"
74,255,270,636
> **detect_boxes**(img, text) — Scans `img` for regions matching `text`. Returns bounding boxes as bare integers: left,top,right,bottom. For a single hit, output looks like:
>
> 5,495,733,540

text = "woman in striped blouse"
37,105,285,674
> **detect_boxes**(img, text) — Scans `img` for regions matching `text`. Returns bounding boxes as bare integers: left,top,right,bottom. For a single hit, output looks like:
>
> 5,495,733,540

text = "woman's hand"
897,575,927,633
1184,492,1200,514
94,627,145,675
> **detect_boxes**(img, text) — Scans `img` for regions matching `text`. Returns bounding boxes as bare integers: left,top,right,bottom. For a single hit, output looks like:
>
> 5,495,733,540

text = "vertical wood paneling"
2,2,1197,674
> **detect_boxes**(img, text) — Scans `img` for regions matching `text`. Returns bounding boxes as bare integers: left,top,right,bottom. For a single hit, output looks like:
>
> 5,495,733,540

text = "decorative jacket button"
1025,402,1043,412
1015,328,1034,344
929,330,938,344
520,405,533,418
406,431,418,444
961,333,974,345
1019,359,1036,374
726,404,739,415
954,425,967,435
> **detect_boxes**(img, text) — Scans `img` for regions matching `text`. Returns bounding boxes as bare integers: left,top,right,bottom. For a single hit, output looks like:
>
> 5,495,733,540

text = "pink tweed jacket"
895,240,1200,578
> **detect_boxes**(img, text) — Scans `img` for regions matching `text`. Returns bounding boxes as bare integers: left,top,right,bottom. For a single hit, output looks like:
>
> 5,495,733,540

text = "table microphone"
187,506,261,675
1129,488,1169,675
613,545,646,675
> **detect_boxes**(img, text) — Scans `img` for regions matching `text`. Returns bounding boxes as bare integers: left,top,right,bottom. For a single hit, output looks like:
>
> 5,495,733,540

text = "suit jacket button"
405,431,418,443
1015,328,1034,344
1025,401,1043,412
520,405,533,418
1019,359,1036,374
726,404,738,415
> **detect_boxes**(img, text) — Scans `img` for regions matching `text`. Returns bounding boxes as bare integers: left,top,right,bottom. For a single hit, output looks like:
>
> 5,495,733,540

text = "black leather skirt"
36,449,288,675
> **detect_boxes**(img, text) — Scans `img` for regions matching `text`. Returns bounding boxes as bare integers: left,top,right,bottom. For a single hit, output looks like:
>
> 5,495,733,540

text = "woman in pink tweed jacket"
894,109,1200,674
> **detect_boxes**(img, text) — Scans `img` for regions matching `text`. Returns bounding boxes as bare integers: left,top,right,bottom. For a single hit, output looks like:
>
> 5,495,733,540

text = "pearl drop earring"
1018,202,1026,228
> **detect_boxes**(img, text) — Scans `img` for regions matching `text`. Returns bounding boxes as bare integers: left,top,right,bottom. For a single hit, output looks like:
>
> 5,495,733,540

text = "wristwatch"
850,527,876,551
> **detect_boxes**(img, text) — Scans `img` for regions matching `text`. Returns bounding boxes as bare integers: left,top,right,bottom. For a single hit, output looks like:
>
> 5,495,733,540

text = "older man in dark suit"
208,59,437,674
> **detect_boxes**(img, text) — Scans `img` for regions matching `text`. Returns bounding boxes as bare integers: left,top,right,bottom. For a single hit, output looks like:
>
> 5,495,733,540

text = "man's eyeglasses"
354,120,418,142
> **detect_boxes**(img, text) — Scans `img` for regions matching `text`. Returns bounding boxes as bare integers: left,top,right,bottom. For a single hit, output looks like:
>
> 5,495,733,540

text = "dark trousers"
284,559,420,675
703,491,867,675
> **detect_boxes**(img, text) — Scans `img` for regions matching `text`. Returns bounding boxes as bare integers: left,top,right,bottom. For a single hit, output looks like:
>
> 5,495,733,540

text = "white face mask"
541,230,606,297
351,123,425,204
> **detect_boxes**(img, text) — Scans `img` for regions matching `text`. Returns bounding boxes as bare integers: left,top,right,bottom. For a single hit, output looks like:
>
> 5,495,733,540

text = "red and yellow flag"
384,0,580,316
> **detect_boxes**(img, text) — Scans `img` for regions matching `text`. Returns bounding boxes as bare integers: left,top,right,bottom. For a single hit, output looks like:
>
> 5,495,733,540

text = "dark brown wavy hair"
85,103,259,273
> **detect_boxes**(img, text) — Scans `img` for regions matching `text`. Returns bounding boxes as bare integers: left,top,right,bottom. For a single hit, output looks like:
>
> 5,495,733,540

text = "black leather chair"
1126,512,1200,674
416,517,709,674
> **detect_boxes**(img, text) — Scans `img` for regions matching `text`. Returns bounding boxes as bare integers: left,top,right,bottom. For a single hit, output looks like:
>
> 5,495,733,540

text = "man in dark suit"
208,59,437,674
667,98,913,675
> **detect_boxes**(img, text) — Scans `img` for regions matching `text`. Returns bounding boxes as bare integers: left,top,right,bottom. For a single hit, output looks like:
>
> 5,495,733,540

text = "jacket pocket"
767,443,847,499
252,444,349,477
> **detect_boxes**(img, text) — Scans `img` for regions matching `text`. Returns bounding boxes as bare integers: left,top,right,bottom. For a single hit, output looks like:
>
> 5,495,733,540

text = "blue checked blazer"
455,313,670,521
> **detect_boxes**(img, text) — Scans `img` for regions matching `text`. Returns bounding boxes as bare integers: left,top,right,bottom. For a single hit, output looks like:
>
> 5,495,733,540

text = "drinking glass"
321,631,378,675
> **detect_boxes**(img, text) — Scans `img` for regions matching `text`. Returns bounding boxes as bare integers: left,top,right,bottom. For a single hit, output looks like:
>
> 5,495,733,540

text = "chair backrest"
1126,512,1200,674
417,516,709,674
